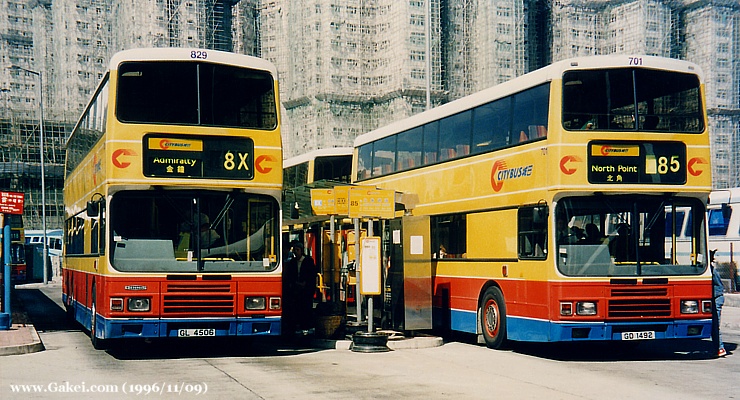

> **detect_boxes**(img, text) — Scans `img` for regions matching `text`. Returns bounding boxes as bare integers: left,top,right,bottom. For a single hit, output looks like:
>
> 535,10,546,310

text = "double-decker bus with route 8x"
63,48,283,349
354,55,714,349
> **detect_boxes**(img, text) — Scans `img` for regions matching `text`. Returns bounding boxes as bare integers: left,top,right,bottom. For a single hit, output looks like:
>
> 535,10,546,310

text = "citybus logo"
592,144,639,157
159,140,192,150
148,137,203,152
490,159,533,192
600,146,626,156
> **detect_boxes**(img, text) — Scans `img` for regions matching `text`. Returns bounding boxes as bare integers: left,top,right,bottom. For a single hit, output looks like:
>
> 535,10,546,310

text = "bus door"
385,215,432,331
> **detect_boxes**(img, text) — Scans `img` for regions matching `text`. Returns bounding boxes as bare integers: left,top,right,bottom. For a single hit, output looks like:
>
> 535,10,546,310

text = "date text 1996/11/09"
621,331,655,340
178,328,216,337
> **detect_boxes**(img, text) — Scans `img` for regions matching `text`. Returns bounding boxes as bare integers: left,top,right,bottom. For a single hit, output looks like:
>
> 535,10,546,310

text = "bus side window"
518,206,547,259
708,208,730,236
431,214,466,259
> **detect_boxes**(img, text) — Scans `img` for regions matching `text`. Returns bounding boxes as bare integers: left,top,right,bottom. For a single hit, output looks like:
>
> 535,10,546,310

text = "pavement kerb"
0,324,44,356
312,334,444,350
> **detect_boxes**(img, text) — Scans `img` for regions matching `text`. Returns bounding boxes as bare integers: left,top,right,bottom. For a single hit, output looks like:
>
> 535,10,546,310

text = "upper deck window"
562,68,703,133
117,61,277,129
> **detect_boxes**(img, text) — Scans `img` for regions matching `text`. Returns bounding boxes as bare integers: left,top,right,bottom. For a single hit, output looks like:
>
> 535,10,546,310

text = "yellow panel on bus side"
466,209,518,259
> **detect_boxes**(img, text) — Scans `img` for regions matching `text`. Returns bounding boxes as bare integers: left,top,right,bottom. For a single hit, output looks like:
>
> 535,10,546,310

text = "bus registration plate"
178,328,216,337
621,331,654,340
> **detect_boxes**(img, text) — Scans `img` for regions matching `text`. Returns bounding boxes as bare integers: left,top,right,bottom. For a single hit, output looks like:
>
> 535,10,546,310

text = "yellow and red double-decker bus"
63,48,283,349
354,55,714,348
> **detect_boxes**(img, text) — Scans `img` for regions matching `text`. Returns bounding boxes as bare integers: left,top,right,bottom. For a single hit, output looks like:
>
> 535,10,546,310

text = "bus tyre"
480,286,507,349
90,286,107,350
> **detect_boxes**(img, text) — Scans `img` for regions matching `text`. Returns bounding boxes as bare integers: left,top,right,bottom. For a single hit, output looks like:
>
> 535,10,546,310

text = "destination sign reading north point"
587,141,686,184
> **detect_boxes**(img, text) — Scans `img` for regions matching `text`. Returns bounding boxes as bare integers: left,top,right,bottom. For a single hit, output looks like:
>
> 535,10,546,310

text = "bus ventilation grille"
608,288,670,317
163,283,235,315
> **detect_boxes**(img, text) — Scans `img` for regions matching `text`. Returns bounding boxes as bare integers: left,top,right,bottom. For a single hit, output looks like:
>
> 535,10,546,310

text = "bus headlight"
576,301,597,316
127,297,151,312
245,297,266,310
680,300,699,314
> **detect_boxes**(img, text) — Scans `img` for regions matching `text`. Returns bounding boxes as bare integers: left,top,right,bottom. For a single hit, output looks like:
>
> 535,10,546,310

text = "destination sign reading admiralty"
587,141,686,184
143,134,255,180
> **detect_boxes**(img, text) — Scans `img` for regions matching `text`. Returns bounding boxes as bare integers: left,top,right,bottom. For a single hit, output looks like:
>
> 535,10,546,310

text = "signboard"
143,134,254,180
588,141,686,184
310,189,336,215
348,188,395,219
0,191,24,215
334,186,351,215
360,237,381,295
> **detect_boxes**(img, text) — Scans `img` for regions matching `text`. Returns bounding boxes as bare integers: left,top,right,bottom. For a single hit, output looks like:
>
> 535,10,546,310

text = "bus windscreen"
562,68,703,133
556,196,707,277
116,61,277,129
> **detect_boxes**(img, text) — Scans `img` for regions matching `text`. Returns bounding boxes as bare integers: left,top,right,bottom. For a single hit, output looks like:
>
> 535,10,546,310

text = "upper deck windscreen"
116,61,277,129
562,68,703,133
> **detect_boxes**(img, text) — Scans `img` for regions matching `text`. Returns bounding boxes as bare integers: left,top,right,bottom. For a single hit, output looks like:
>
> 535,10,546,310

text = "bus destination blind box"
143,134,255,180
588,141,686,184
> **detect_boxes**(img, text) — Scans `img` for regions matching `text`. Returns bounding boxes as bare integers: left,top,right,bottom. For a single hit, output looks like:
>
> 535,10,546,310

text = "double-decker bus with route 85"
354,55,714,349
63,48,283,349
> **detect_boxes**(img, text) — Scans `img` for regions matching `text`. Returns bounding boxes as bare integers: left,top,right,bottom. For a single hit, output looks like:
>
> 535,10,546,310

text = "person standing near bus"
283,240,318,335
712,252,727,358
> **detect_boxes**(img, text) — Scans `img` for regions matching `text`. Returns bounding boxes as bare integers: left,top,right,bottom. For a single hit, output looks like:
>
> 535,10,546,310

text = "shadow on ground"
444,330,730,362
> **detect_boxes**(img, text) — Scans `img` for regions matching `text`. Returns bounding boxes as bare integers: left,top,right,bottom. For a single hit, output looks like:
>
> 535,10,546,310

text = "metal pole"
2,217,11,329
329,215,336,302
367,220,374,332
39,72,48,285
354,218,362,323
9,66,47,283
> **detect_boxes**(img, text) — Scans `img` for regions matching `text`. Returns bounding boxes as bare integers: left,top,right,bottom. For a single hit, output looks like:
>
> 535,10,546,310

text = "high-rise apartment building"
1,0,738,229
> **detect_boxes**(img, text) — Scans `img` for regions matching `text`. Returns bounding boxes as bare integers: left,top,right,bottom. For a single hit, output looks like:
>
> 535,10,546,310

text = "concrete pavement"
0,284,44,356
1,282,738,357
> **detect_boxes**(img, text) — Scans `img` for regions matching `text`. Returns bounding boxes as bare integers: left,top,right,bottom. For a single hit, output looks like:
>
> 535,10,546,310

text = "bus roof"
353,55,703,147
283,147,353,169
709,188,740,205
109,48,279,76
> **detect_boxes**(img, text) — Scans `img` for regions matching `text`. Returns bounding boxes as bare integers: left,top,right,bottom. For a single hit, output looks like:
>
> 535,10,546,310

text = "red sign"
687,157,707,176
560,155,582,175
0,191,25,215
255,154,276,174
112,148,136,168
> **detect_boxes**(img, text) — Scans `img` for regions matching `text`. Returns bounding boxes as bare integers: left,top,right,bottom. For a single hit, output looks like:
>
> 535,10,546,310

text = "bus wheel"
90,285,107,350
480,286,507,349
